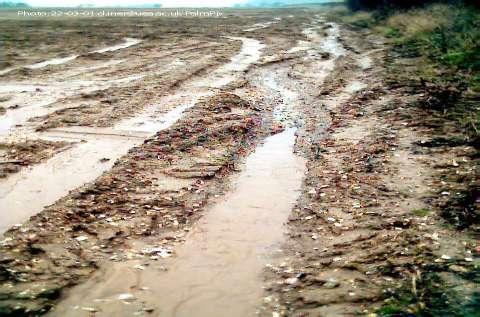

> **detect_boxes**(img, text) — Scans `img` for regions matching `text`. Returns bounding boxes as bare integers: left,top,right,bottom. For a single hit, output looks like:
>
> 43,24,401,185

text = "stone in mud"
323,278,340,289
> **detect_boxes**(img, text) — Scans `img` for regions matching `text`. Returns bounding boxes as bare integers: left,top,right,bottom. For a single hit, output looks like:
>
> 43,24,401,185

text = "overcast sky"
25,0,249,7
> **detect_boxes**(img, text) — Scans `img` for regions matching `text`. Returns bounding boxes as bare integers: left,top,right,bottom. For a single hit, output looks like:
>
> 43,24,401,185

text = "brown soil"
0,140,71,178
0,91,272,315
0,7,477,317
260,25,478,317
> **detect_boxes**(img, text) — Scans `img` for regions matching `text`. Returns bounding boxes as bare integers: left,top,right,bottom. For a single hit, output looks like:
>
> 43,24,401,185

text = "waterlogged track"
0,11,358,316
143,130,304,317
46,19,348,316
0,37,144,136
0,36,264,233
50,129,306,317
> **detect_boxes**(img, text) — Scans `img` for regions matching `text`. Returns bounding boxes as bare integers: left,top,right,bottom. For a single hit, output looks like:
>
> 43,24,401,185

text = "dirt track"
0,7,477,317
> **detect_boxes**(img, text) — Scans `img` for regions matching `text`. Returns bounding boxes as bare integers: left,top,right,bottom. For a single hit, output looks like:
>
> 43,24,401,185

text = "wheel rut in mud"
0,12,373,317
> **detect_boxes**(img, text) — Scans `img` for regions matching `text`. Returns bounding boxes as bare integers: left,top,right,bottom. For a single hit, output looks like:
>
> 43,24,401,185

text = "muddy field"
0,6,478,317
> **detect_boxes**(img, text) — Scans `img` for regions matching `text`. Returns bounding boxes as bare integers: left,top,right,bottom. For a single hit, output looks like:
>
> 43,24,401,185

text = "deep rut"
0,13,352,317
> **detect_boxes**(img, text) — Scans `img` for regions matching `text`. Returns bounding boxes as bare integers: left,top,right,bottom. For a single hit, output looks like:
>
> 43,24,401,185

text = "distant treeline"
346,0,478,10
0,1,29,7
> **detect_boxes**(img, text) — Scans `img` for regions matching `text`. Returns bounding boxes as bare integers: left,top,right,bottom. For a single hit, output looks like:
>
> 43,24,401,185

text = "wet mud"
0,7,477,317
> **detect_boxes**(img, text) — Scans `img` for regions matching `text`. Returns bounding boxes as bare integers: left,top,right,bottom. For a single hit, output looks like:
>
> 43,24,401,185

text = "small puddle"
115,93,208,134
0,72,149,137
243,20,278,32
195,37,265,88
358,55,373,70
0,97,58,136
287,21,345,59
91,38,141,54
27,55,79,70
0,136,135,233
320,23,346,58
0,67,15,76
223,37,264,72
78,59,126,72
345,80,367,93
287,40,311,53
0,84,47,93
264,74,301,126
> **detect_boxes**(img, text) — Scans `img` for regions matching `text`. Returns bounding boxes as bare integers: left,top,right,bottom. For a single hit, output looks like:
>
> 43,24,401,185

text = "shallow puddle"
319,23,346,58
27,55,80,70
243,20,278,32
0,76,143,136
345,80,367,93
195,37,265,88
0,99,203,233
224,37,265,72
263,73,300,126
143,129,305,317
115,92,209,134
287,21,345,60
91,37,141,54
49,128,306,317
0,136,136,233
0,67,15,76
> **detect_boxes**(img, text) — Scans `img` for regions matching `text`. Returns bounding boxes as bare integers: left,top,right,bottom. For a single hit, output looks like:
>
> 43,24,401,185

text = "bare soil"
0,140,71,178
0,7,477,317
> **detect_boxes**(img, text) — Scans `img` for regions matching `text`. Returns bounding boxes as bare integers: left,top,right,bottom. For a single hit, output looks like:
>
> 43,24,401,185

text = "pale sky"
25,0,248,7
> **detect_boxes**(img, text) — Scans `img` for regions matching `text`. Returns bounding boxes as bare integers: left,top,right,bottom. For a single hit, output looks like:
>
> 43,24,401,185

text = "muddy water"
27,55,80,70
91,37,141,54
140,131,305,317
0,77,142,136
264,73,300,127
114,92,209,134
243,20,279,32
288,21,345,60
0,137,131,233
49,128,306,317
319,23,346,57
49,34,306,316
0,37,264,234
195,37,265,88
6,17,347,315
0,98,203,233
